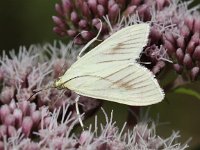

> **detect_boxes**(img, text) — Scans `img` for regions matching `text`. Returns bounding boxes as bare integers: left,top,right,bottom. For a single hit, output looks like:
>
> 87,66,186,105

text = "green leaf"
174,87,200,100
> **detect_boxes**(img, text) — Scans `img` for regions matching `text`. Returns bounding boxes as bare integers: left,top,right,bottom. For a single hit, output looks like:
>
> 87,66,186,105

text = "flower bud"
67,29,78,37
164,40,176,54
183,53,193,69
156,0,166,10
81,31,94,41
194,17,200,33
81,2,91,17
79,19,88,29
55,4,63,16
13,108,23,128
124,5,137,17
192,45,200,61
97,4,105,17
184,15,194,31
0,125,7,140
4,114,15,126
31,111,41,128
131,0,141,5
62,0,72,15
176,48,184,64
22,117,33,137
173,64,183,74
0,105,11,123
150,27,162,44
7,125,16,137
108,3,120,22
71,11,79,24
88,0,97,14
176,36,185,50
29,103,36,116
9,99,16,112
18,101,29,116
0,141,4,150
74,37,84,45
190,67,199,81
191,33,200,44
0,86,15,104
186,41,196,54
53,27,66,36
180,25,190,38
138,4,150,21
52,16,65,28
164,32,175,45
98,0,107,7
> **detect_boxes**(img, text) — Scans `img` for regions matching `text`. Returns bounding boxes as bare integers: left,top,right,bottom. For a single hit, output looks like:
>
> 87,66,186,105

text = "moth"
54,23,164,106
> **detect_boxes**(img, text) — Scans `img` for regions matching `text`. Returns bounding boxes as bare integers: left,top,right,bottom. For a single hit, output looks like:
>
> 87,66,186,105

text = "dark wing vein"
96,58,131,64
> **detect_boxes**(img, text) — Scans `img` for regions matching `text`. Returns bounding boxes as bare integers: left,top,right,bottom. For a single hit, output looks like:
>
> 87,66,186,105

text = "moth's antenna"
72,31,89,47
27,85,54,101
77,19,103,59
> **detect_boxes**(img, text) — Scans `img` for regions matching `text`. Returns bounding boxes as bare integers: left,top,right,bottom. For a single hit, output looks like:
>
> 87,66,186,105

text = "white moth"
54,23,164,106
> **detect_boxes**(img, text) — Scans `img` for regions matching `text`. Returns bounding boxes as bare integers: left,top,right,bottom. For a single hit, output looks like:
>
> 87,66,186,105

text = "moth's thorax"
54,77,66,89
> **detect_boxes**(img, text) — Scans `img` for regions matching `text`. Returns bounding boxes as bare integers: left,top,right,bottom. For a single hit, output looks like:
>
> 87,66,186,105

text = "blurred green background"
0,0,200,149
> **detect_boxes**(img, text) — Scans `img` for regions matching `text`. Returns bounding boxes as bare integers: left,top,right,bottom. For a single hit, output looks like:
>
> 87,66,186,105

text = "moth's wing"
79,23,150,61
62,23,150,80
64,63,164,106
57,23,164,105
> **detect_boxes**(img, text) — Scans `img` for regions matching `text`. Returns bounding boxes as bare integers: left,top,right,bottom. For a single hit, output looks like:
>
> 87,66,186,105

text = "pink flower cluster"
0,42,101,149
0,104,189,149
53,0,200,80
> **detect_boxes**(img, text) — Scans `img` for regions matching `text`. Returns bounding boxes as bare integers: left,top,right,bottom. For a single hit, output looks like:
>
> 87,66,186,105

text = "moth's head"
53,77,66,90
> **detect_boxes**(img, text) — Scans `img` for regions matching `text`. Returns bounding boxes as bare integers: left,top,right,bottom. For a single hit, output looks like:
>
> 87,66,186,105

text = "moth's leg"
77,19,103,59
75,95,84,130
